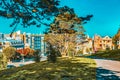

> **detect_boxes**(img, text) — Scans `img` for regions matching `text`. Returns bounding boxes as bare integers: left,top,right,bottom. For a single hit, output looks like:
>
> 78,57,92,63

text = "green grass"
0,57,96,80
90,49,120,61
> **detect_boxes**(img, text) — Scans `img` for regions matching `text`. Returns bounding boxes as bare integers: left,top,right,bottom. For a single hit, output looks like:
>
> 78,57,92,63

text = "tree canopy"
0,0,61,27
0,0,93,36
0,0,62,36
44,11,93,57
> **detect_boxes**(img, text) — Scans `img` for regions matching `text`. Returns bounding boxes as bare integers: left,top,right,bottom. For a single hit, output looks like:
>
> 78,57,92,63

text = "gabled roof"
102,36,112,40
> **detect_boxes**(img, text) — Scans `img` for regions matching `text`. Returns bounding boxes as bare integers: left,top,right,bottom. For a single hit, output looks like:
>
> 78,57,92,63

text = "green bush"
47,51,57,63
47,46,57,63
34,50,41,62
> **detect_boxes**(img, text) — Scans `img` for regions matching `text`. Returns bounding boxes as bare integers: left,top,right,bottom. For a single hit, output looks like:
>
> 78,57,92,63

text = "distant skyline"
0,0,120,37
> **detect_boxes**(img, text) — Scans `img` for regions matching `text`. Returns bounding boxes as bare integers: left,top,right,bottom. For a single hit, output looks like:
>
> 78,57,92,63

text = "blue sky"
0,0,120,37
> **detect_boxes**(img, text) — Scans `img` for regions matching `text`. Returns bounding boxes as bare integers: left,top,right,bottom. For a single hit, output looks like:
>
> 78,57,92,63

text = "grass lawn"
89,49,120,61
0,57,96,80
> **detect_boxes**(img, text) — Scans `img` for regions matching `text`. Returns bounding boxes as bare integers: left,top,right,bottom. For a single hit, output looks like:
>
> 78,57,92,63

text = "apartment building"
30,34,41,50
30,34,46,54
0,31,46,54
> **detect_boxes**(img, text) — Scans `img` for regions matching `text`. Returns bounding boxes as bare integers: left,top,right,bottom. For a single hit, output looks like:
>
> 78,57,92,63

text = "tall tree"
44,11,93,57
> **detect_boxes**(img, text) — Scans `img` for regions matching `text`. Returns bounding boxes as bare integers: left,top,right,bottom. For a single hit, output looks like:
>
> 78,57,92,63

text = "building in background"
0,30,114,54
31,34,41,50
30,34,46,54
11,30,26,44
0,33,4,40
25,33,31,48
93,34,113,52
0,31,46,55
93,34,103,51
11,31,46,54
102,36,113,50
0,39,24,52
76,35,93,54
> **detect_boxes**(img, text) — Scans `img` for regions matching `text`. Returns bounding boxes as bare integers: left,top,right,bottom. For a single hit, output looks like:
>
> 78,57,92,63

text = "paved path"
8,56,47,67
94,59,120,80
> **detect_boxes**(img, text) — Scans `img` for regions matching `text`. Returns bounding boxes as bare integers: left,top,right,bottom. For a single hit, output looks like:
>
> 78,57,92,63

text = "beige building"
102,36,113,50
76,36,93,54
93,35,113,51
76,34,113,54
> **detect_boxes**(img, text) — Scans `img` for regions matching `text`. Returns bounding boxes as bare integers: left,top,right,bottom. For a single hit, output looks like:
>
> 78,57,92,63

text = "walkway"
94,59,120,80
8,56,47,67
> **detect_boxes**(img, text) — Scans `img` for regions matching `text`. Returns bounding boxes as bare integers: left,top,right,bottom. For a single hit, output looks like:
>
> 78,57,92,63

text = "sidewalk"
8,56,47,67
94,59,120,80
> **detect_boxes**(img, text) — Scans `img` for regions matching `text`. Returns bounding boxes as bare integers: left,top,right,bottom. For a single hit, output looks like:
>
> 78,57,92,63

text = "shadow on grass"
0,57,96,80
96,67,120,80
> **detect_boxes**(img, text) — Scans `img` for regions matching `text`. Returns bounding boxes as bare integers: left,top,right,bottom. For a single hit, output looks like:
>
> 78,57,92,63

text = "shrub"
0,53,7,70
34,50,41,62
47,46,57,63
91,49,120,60
3,47,16,61
47,51,57,63
76,50,83,56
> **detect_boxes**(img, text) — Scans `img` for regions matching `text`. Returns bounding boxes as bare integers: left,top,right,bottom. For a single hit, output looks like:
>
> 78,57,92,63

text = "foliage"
3,47,16,61
44,11,93,57
0,0,60,27
112,28,120,49
0,53,7,70
16,48,33,56
47,44,57,63
28,48,34,56
76,50,83,56
106,46,110,51
90,49,120,61
0,0,82,36
34,49,41,62
0,57,96,80
16,48,32,62
12,52,22,61
0,0,92,27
